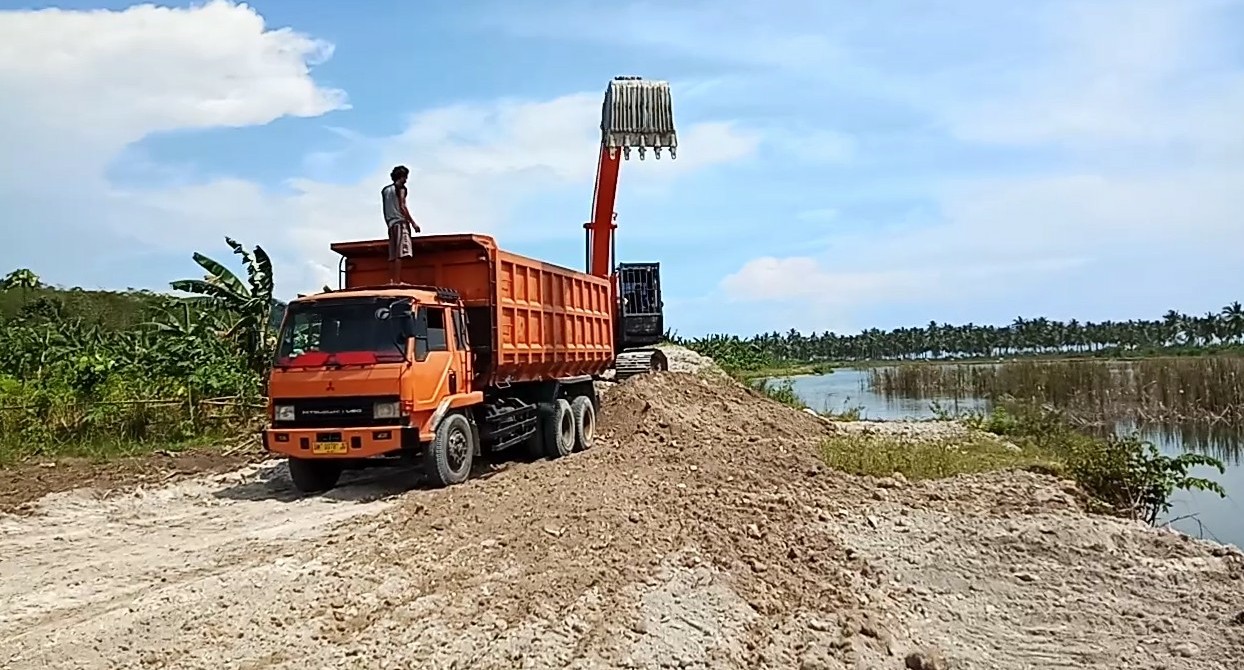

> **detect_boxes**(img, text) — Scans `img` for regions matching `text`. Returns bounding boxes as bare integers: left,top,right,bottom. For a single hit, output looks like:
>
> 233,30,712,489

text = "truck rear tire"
570,395,596,452
287,458,342,494
541,399,575,459
425,412,475,487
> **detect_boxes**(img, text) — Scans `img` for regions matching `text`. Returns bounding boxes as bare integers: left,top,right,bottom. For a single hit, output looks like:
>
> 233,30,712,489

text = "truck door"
412,306,455,408
449,307,473,392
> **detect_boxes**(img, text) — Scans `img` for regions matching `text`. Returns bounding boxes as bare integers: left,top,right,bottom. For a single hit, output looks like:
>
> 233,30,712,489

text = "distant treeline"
673,304,1244,370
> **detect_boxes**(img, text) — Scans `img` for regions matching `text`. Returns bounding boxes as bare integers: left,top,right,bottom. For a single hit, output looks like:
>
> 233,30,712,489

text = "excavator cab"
616,262,664,349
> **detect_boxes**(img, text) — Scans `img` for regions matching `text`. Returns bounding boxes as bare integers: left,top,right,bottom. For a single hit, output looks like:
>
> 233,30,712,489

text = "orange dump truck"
263,76,678,492
264,234,648,492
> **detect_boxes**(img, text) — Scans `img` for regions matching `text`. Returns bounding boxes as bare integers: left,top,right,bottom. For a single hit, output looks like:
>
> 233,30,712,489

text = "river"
781,368,1244,549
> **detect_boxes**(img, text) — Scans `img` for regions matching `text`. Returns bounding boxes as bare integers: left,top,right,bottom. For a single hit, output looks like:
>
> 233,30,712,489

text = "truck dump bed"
330,234,615,385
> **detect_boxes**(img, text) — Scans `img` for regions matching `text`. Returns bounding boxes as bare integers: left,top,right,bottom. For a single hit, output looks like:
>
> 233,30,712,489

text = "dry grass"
821,434,1061,480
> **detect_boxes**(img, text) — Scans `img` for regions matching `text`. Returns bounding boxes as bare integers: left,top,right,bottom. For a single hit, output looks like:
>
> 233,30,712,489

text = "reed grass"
869,358,1244,424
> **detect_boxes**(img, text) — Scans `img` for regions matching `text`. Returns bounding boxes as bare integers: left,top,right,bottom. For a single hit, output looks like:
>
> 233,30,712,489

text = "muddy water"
782,368,1244,549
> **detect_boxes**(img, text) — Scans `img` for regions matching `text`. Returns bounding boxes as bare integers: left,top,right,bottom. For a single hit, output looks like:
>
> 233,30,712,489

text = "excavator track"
614,348,669,381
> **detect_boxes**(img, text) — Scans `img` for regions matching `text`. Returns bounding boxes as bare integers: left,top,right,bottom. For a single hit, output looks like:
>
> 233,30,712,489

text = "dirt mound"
2,369,1242,669
317,372,874,666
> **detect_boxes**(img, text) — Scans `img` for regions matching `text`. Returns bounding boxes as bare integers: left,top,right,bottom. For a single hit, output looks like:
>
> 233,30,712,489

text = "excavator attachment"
601,76,678,160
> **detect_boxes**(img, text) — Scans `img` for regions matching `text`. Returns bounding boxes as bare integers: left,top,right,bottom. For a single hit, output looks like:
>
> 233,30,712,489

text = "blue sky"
1,0,1242,336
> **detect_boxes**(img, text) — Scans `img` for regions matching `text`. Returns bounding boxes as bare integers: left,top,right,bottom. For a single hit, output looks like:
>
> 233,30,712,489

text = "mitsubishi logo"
325,381,336,393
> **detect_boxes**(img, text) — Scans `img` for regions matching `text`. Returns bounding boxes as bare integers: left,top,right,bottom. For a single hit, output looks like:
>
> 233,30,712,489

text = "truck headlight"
373,401,401,419
275,405,295,422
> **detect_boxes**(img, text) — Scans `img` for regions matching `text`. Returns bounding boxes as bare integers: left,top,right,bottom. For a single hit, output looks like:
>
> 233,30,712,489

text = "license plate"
312,442,348,455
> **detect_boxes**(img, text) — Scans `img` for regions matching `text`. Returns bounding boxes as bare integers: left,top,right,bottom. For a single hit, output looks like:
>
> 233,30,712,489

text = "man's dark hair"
390,165,409,181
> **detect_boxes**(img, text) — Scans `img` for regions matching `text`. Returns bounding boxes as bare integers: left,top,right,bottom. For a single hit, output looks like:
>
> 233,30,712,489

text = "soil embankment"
1,347,1241,669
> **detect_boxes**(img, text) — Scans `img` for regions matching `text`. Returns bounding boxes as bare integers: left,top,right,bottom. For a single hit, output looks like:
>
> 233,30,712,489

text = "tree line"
673,304,1244,370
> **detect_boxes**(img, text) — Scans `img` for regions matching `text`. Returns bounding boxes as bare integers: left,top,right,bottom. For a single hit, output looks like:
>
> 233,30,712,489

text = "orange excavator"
262,77,678,493
587,75,677,377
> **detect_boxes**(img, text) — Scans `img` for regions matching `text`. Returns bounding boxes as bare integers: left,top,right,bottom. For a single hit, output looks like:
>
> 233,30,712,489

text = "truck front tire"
570,395,596,451
542,399,575,459
426,412,476,487
287,458,343,494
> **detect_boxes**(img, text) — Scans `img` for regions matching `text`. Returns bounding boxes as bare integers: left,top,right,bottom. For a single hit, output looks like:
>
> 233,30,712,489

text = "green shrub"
748,378,807,410
959,401,1226,524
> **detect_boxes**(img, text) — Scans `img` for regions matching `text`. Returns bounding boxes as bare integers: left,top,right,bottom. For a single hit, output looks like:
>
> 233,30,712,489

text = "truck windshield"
275,298,407,366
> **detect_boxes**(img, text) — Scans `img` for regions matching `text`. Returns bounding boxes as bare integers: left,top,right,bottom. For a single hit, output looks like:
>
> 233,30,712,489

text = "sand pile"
312,372,890,667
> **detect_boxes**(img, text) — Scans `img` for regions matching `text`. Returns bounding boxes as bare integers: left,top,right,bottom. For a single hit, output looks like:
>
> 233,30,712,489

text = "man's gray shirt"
381,183,405,226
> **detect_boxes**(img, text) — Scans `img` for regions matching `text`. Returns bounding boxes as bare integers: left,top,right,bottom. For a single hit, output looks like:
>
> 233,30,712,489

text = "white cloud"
720,253,1088,308
161,99,752,293
676,0,1244,329
0,0,345,185
721,257,922,305
11,0,1240,336
718,165,1244,325
0,1,758,298
940,0,1244,151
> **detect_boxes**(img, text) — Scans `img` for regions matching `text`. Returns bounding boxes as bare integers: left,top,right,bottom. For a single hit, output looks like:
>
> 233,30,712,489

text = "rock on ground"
1,349,1242,669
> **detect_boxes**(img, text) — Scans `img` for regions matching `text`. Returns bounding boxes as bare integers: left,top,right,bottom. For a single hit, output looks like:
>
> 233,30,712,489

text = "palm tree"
1221,302,1244,343
170,237,275,375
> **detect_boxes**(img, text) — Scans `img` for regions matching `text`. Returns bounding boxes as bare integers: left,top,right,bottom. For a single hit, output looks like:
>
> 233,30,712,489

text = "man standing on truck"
382,165,420,283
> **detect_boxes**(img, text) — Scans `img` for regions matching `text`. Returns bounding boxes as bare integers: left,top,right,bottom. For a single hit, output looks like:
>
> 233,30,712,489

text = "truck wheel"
287,458,342,494
425,412,476,487
541,399,575,459
570,395,596,452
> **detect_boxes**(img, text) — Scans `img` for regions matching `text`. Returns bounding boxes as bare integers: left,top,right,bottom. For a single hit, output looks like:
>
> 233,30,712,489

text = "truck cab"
264,286,484,491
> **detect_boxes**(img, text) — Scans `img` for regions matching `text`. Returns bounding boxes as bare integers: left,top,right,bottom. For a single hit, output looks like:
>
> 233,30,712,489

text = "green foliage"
1,268,41,294
0,238,276,463
956,402,1226,525
822,434,1057,480
747,377,861,420
749,378,807,410
170,237,277,377
821,404,863,422
680,334,776,372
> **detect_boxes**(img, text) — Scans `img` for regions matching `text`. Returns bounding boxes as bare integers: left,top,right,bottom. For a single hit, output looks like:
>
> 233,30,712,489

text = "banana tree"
1,268,41,305
170,237,275,376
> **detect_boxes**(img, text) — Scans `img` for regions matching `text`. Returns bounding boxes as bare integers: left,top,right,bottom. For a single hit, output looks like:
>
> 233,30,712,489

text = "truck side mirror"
388,300,417,339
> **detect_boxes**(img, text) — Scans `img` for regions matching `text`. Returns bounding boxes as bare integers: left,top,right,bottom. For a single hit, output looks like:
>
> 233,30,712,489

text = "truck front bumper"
263,425,421,459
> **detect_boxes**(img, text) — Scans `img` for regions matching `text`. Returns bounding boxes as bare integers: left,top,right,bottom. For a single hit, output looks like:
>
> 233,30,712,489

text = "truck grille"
272,395,402,428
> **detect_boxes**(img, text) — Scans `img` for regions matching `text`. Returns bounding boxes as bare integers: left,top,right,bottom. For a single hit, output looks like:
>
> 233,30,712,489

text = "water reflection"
1130,421,1244,467
781,368,1243,549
